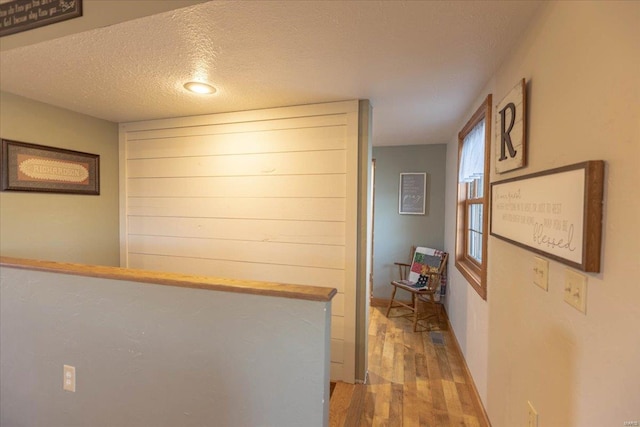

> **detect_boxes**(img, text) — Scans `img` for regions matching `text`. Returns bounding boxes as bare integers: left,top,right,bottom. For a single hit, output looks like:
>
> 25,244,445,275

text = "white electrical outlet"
564,269,587,314
63,365,76,392
527,401,538,427
533,257,548,291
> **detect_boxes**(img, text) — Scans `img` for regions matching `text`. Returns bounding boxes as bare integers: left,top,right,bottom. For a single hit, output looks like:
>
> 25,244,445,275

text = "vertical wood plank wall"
119,101,361,382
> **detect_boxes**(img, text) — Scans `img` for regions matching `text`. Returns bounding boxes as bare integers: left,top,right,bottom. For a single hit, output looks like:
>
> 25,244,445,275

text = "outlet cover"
533,257,548,291
63,365,76,392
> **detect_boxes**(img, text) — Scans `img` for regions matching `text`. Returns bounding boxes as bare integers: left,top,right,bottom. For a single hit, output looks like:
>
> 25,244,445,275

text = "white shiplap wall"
119,101,360,382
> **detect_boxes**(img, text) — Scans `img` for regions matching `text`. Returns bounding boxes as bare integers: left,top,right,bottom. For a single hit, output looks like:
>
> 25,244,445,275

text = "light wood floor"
329,305,489,427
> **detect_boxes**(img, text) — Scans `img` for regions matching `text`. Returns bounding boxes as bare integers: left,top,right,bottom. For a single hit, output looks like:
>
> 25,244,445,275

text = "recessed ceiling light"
183,81,217,95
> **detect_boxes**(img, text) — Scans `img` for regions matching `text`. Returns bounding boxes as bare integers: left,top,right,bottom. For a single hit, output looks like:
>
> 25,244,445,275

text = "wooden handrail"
0,256,337,302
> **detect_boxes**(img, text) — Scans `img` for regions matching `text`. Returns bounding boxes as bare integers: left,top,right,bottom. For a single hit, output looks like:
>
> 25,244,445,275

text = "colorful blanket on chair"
402,247,447,301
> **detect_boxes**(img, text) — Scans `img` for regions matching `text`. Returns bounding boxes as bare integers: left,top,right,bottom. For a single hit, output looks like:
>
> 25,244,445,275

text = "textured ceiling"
0,1,542,146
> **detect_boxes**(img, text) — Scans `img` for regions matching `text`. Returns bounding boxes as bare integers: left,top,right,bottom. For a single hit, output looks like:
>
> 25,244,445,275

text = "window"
456,95,491,300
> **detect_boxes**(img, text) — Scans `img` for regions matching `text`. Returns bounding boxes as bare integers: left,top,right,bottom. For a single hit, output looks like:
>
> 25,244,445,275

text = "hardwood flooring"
329,306,489,427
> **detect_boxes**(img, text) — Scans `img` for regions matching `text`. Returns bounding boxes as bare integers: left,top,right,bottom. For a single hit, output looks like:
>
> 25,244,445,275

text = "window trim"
464,196,483,266
455,95,492,300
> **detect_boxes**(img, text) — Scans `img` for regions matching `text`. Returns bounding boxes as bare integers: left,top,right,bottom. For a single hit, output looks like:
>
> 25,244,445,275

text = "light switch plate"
533,257,548,291
564,269,587,314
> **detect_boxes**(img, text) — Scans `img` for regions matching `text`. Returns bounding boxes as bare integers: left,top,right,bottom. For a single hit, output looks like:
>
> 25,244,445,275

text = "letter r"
499,102,517,161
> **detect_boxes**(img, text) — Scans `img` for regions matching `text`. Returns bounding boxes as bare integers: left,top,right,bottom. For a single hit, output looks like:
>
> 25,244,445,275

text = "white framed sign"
495,78,527,174
490,161,604,272
399,173,426,215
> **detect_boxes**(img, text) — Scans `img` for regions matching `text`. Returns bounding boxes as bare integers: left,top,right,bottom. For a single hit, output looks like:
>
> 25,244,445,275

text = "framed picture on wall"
1,139,100,195
0,0,83,38
490,161,604,272
399,172,426,215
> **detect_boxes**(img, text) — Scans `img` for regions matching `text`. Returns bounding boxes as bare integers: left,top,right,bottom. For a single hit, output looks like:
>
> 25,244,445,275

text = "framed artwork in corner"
399,172,426,215
1,139,100,195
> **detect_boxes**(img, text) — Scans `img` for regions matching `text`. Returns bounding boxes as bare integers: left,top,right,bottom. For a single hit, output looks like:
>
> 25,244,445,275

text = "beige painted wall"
444,2,640,425
0,92,120,266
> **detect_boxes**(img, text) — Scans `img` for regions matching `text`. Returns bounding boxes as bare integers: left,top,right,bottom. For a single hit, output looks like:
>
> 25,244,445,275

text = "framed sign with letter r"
495,78,527,174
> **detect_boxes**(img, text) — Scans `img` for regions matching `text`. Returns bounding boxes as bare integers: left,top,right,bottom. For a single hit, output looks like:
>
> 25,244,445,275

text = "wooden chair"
385,247,448,332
